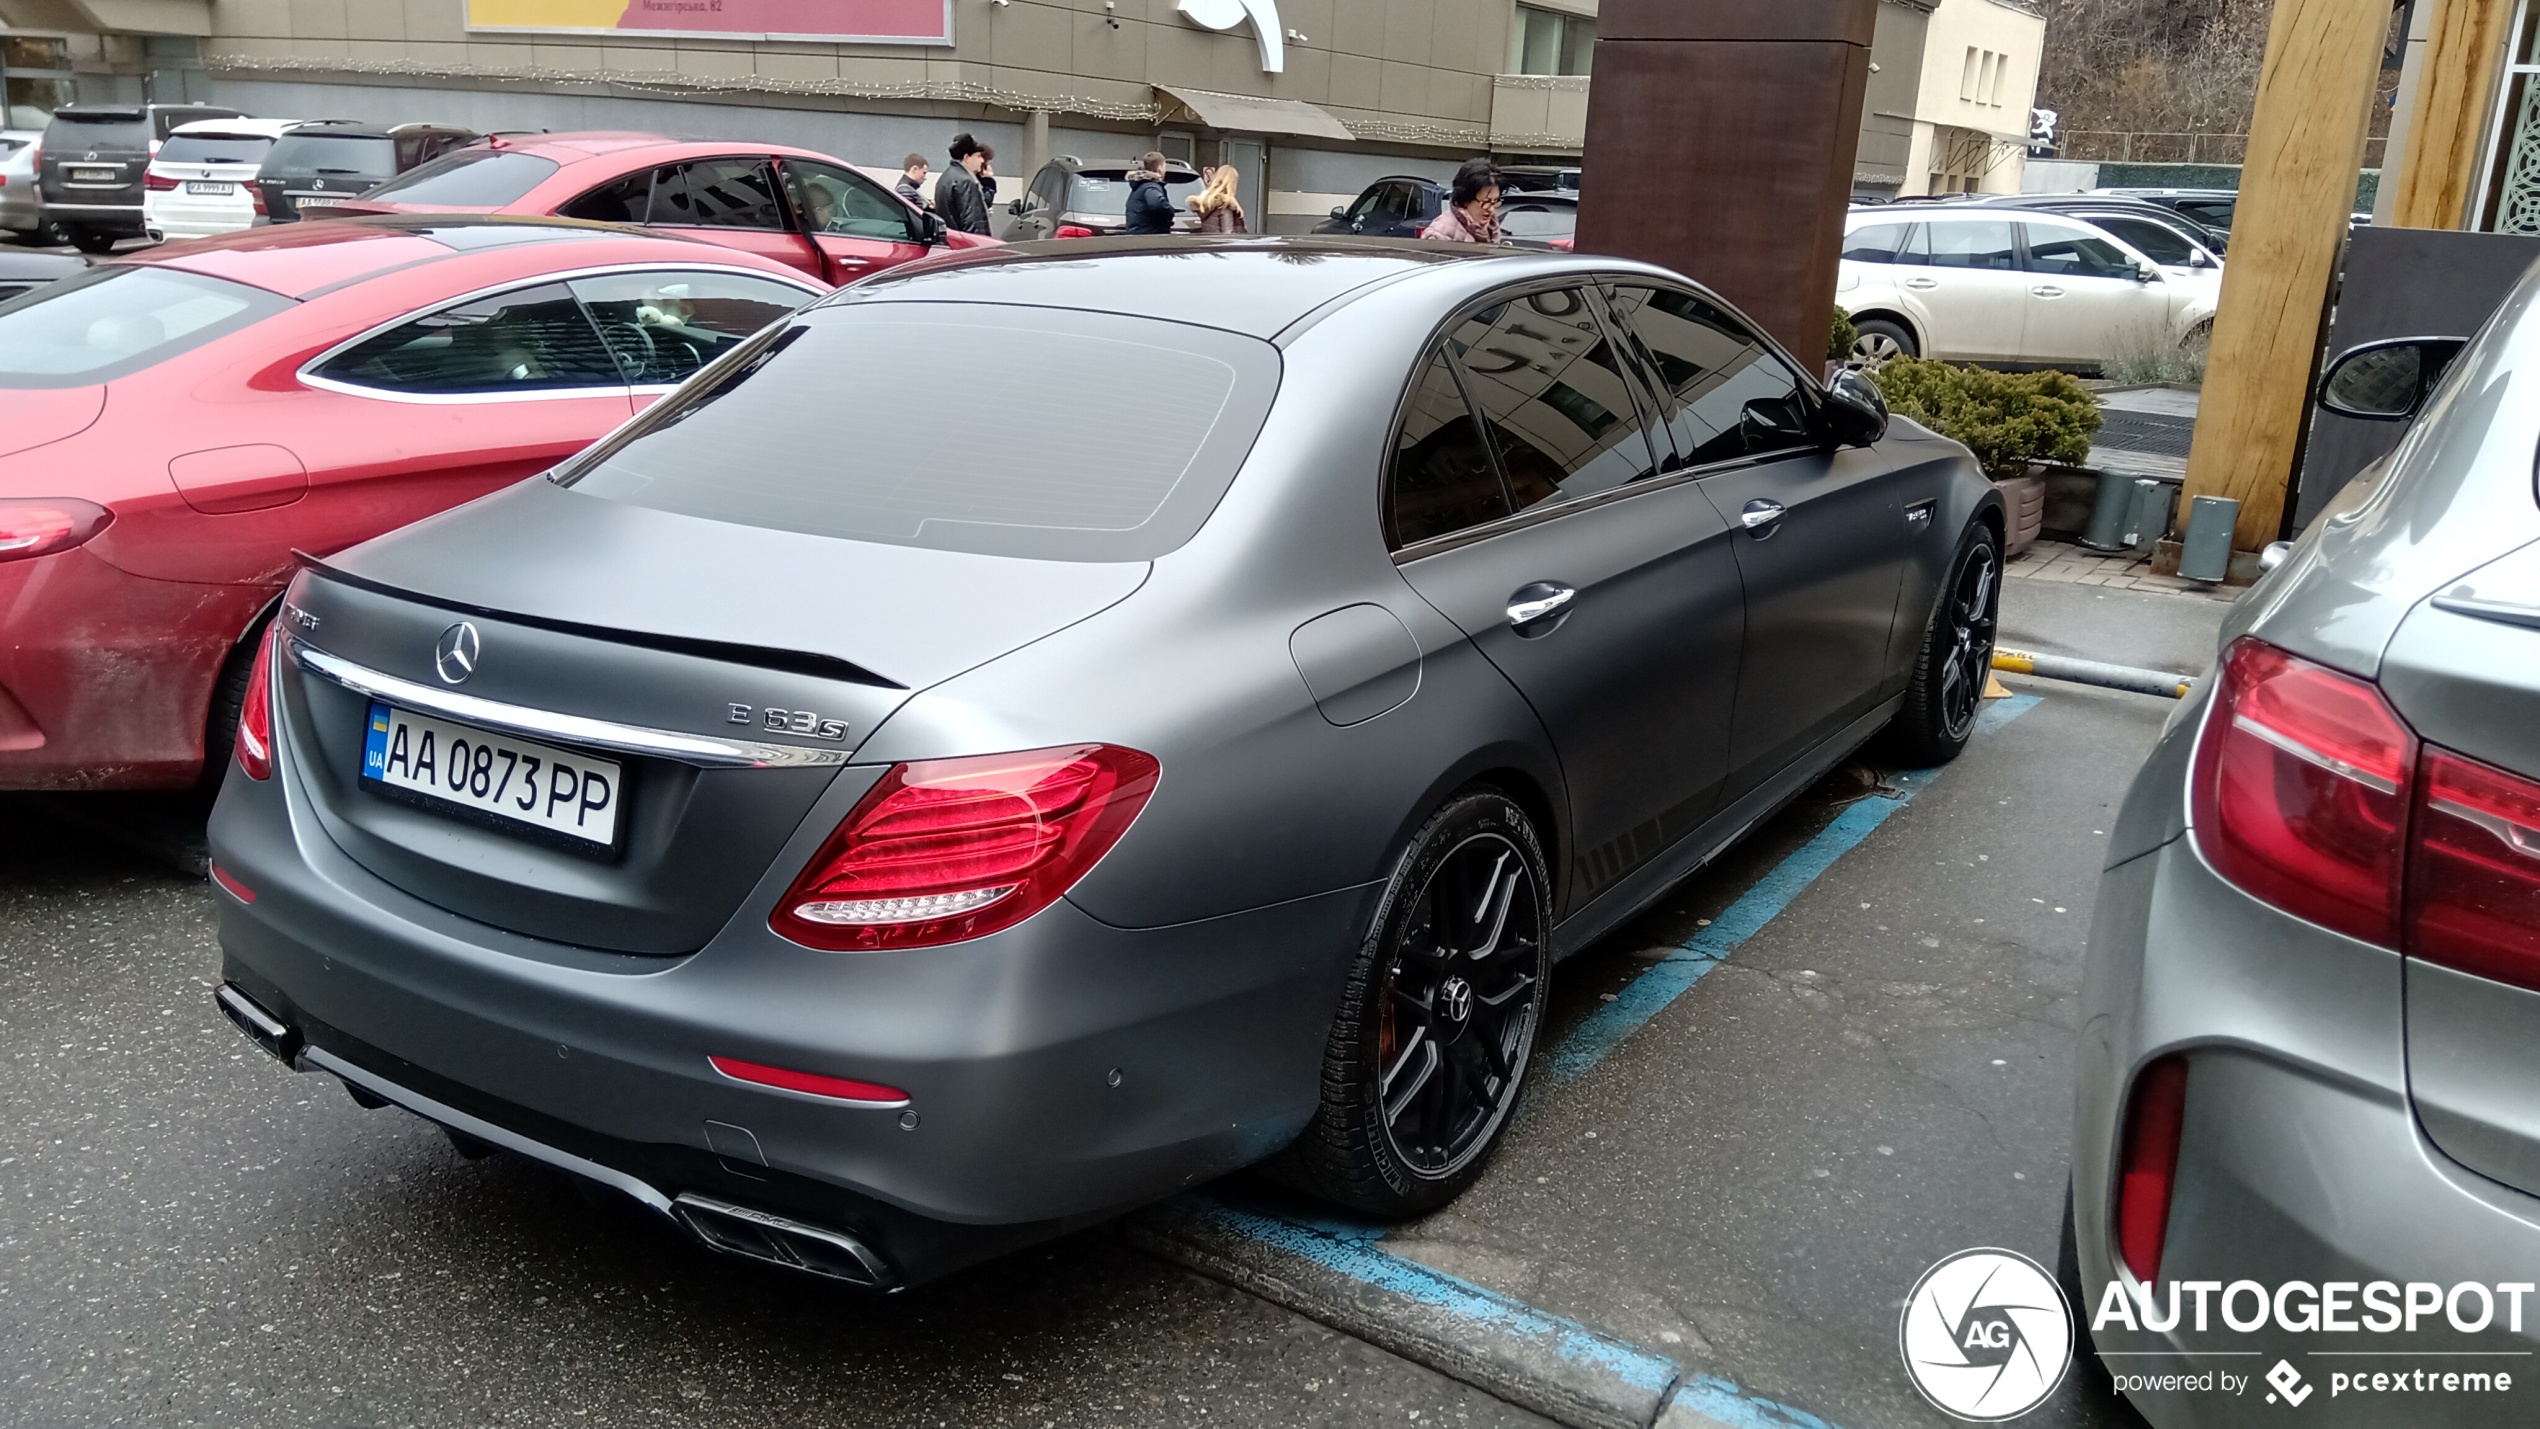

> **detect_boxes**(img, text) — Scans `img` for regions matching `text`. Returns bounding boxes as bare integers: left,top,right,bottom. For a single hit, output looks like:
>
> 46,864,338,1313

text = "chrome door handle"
1506,581,1575,630
1740,499,1786,535
1903,277,1939,290
2031,284,2064,297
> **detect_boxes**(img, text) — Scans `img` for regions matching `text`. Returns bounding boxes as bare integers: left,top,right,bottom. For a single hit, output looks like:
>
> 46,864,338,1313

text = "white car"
142,117,294,241
1837,205,2217,370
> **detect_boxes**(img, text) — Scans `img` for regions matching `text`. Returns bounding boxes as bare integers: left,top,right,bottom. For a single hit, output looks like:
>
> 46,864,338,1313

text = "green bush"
1868,357,2103,479
1830,306,1858,362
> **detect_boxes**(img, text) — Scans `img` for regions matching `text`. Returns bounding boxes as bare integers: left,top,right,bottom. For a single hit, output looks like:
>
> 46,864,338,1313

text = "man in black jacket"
1123,152,1175,235
935,134,992,236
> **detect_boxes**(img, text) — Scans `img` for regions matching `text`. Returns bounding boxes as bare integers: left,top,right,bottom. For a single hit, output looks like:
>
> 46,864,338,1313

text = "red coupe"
0,215,828,791
316,132,997,287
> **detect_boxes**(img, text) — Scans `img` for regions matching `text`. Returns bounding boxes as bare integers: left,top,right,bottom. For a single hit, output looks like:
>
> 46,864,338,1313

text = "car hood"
327,476,1152,692
0,386,106,464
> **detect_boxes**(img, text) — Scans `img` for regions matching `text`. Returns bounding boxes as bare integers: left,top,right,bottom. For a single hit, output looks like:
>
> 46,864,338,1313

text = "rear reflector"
2408,746,2540,989
709,1055,909,1106
2116,1055,2190,1283
209,862,256,903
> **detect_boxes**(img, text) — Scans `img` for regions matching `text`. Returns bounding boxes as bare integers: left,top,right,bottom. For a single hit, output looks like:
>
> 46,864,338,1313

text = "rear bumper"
143,193,254,239
36,201,142,232
206,729,1367,1276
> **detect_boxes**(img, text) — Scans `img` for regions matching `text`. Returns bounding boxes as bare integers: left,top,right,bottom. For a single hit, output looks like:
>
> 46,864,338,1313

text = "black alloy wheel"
1283,790,1551,1215
1887,522,2002,767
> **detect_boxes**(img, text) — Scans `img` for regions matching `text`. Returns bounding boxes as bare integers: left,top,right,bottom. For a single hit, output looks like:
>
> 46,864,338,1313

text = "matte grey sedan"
208,237,2005,1287
2069,263,2540,1422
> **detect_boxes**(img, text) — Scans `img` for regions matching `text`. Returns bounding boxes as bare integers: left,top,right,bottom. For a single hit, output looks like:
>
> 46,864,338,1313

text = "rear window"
265,133,398,178
0,266,292,388
361,148,558,206
1500,203,1575,239
44,113,148,151
559,302,1281,561
1066,173,1200,217
159,134,276,165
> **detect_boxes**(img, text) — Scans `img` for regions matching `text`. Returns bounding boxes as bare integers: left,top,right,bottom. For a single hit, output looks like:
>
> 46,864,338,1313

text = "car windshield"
361,147,557,205
265,132,397,177
559,301,1281,561
1067,172,1199,217
2088,215,2202,266
45,113,147,151
159,134,276,165
0,266,292,388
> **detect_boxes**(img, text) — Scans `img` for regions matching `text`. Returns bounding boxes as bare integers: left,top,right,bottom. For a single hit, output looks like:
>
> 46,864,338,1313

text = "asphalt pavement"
0,578,2230,1427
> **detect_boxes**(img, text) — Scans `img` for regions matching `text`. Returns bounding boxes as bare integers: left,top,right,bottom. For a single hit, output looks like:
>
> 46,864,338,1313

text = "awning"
1154,85,1356,142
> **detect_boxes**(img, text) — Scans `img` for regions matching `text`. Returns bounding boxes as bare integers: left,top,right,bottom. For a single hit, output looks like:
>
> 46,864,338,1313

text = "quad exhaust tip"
674,1193,898,1289
215,982,301,1063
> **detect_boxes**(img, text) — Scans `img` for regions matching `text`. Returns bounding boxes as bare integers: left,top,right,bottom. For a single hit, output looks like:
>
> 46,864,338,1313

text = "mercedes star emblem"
434,622,481,685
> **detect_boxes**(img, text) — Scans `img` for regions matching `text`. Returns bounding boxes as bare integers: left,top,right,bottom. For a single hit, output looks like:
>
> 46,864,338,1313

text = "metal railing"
2055,130,2389,169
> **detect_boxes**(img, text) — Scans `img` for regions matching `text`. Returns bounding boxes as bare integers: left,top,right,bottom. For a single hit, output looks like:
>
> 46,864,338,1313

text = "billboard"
465,0,953,44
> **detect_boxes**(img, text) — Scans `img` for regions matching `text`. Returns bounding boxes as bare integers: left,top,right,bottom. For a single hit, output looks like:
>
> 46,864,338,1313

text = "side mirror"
1007,198,1026,215
2317,336,2470,421
2135,260,2161,283
917,210,949,246
1822,368,1889,447
1330,206,1348,220
2189,249,2213,268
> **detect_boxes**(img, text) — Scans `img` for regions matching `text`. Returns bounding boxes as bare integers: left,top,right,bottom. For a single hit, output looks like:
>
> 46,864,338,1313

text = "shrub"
1868,357,2103,479
2103,324,2211,386
1830,306,1858,362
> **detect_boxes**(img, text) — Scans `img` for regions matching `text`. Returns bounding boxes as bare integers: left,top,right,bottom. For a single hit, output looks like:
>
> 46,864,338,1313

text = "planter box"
1996,472,2048,558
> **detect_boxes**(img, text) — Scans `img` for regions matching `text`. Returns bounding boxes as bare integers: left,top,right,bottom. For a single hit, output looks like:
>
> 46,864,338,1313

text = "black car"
2093,187,2236,236
993,155,1202,240
252,121,481,223
1964,192,2226,262
1315,175,1445,238
1498,192,1578,251
37,103,247,251
0,250,83,302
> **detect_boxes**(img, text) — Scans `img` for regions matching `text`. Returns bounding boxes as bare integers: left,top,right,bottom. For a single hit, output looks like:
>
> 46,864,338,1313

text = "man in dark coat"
1122,151,1175,236
935,133,992,236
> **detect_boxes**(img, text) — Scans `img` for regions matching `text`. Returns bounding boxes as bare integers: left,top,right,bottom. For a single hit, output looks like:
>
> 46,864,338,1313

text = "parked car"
249,120,479,223
2091,186,2236,235
142,117,297,241
1972,192,2228,265
204,237,2005,1288
0,215,824,792
317,132,992,285
37,102,247,252
1837,204,2217,369
2066,270,2540,1426
1315,174,1446,238
992,155,1202,240
1499,165,1580,193
0,249,83,301
1497,191,1577,251
1,129,62,244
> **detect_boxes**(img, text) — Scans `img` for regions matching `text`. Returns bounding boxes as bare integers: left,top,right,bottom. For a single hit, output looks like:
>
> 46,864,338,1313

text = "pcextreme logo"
1901,1248,2076,1421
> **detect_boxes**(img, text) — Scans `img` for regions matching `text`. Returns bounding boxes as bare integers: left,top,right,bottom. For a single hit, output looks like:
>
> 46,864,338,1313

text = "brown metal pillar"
1572,0,1881,363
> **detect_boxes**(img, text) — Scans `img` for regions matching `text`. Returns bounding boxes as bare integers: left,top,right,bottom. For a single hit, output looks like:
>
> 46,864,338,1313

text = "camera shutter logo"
1900,1247,2074,1420
434,622,481,685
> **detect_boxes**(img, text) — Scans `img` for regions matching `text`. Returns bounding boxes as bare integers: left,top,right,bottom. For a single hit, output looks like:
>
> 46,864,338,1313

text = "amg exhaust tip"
673,1193,897,1289
215,982,301,1063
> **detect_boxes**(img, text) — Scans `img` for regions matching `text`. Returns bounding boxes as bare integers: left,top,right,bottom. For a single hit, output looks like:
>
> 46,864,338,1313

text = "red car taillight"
2191,638,2415,946
771,744,1158,951
234,625,278,781
2116,1055,2190,1283
144,170,178,191
1054,224,1096,239
2408,747,2540,988
249,183,268,218
0,498,113,564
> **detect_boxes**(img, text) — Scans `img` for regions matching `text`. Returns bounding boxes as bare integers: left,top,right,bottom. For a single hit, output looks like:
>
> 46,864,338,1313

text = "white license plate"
71,166,117,183
361,702,623,847
185,180,232,196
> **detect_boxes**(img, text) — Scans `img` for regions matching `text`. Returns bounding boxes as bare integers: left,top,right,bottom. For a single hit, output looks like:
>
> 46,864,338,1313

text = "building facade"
0,0,2041,223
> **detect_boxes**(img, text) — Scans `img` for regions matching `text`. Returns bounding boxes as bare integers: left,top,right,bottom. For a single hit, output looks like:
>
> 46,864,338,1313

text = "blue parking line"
1667,1374,1843,1429
1547,695,2043,1083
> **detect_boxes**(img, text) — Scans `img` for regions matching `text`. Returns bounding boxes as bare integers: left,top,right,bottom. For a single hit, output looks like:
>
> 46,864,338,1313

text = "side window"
1447,288,1660,510
2092,216,2197,266
568,270,810,386
1371,183,1414,224
1609,285,1816,466
1841,222,1913,264
2023,225,2141,279
650,159,786,231
311,282,623,395
1926,219,2018,271
559,169,653,224
1389,348,1509,548
1028,164,1067,212
783,159,917,241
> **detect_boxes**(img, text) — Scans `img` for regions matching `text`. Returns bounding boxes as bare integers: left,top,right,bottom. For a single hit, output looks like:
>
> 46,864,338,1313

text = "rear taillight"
2191,638,2415,946
0,499,113,564
2116,1055,2190,1283
234,625,278,780
2408,747,2540,988
144,170,178,191
1055,224,1096,239
249,183,268,218
772,744,1158,951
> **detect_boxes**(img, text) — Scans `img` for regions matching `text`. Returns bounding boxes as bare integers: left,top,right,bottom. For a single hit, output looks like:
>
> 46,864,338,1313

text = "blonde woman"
1190,165,1248,234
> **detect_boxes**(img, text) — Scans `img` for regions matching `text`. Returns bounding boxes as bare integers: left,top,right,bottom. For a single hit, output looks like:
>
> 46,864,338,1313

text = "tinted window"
1609,286,1816,465
265,132,397,179
1448,289,1659,511
559,303,1281,561
1065,172,1201,218
1842,222,1915,263
44,112,148,151
312,282,621,395
1926,219,2017,271
784,159,915,241
0,267,290,388
2024,226,2140,279
569,270,808,386
1027,164,1066,211
1390,350,1508,547
158,134,274,165
651,159,785,230
362,148,559,205
2089,215,2199,265
559,170,653,224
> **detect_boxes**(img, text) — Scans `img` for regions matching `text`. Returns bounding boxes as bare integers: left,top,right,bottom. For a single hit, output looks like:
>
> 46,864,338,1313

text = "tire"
1851,317,1918,365
199,613,272,790
2059,1181,2122,1402
1885,521,2001,767
1281,788,1552,1215
67,227,118,254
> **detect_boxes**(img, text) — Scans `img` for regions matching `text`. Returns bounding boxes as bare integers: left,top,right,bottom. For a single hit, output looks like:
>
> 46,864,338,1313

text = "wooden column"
1572,0,1880,364
2388,0,2518,227
2180,0,2395,549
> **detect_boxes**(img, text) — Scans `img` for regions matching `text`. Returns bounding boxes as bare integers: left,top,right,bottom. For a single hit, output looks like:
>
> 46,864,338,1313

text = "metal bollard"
2179,495,2239,582
1993,647,2195,699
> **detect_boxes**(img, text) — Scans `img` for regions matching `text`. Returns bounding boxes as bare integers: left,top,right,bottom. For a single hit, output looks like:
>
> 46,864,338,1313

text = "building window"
2480,0,2540,234
4,35,77,129
1509,5,1596,77
1961,47,1981,101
